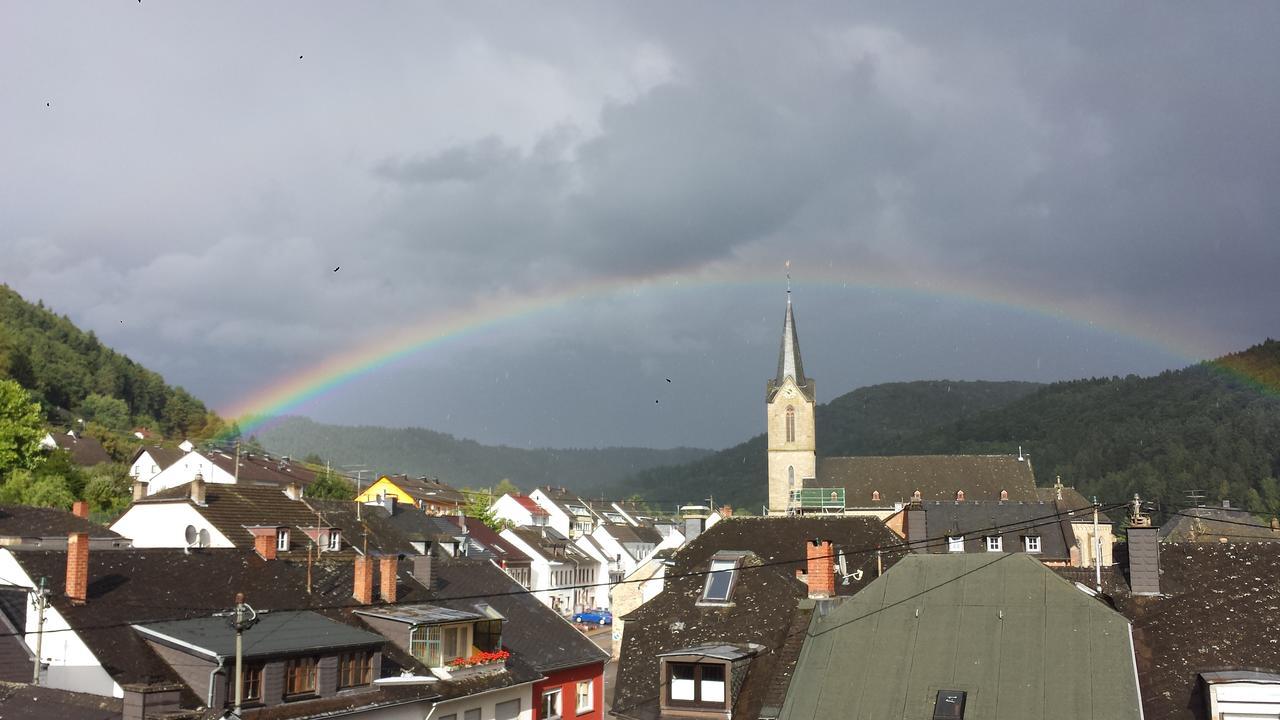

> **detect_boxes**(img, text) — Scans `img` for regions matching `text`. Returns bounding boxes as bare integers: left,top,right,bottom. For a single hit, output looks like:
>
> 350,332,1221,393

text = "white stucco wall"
144,451,236,494
527,490,572,538
427,681,532,720
0,550,122,698
490,495,535,528
109,503,235,548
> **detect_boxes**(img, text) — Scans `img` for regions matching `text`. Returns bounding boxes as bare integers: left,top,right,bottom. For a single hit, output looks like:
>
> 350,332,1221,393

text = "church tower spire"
765,286,816,515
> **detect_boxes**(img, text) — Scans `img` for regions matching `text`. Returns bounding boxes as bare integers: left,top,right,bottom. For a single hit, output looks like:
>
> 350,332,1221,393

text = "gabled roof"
918,501,1074,560
461,518,531,566
511,494,550,517
136,610,384,660
777,554,1142,720
50,433,111,466
598,522,662,547
384,506,467,545
613,517,903,720
1158,506,1280,542
1112,542,1280,720
432,558,608,673
814,454,1038,506
206,451,319,487
129,445,185,470
0,505,124,542
378,475,467,506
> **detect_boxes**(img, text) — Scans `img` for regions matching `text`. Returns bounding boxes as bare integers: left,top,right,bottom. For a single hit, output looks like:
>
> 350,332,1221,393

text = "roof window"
701,555,740,603
948,536,964,552
933,690,966,719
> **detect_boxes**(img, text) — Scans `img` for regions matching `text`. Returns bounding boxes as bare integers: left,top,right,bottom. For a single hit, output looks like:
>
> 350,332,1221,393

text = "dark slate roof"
51,433,111,466
777,554,1143,720
379,475,467,506
1158,506,1280,543
0,505,123,541
0,602,33,683
432,557,608,673
535,487,596,518
1111,542,1280,720
918,501,1075,561
137,610,384,660
600,522,663,547
613,517,904,720
766,297,813,402
3,548,436,693
814,454,1038,506
207,451,320,487
505,526,592,566
1036,484,1115,524
0,682,121,720
303,500,420,556
130,445,185,470
355,604,485,625
383,505,467,545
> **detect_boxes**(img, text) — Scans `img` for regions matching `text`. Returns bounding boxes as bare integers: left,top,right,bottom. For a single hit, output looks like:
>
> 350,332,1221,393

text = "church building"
764,292,1039,517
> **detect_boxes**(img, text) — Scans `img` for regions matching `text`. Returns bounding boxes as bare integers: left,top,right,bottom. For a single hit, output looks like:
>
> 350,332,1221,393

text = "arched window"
788,466,795,488
785,406,795,443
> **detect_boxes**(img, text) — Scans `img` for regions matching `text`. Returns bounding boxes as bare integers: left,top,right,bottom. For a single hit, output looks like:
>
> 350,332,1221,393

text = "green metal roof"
777,554,1142,720
134,610,384,661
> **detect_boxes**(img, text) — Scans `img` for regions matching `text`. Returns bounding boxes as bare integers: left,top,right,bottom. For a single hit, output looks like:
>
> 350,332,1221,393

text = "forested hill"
254,416,713,496
0,284,218,438
619,380,1043,511
891,339,1280,515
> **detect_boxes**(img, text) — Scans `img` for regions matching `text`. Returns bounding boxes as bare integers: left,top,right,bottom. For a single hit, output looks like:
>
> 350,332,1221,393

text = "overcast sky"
4,3,1278,450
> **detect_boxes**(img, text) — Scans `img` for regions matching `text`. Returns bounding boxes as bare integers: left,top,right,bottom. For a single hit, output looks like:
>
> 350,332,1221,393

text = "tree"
80,393,130,431
0,379,44,474
464,491,510,531
306,467,355,500
494,478,521,497
0,469,74,509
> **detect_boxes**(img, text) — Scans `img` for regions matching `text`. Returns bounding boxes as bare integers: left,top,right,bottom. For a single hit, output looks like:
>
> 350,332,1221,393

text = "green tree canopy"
0,379,45,475
80,393,130,431
306,467,355,500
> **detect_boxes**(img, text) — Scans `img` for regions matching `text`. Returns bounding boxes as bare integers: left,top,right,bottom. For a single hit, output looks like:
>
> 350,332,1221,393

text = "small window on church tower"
788,466,795,488
785,406,795,442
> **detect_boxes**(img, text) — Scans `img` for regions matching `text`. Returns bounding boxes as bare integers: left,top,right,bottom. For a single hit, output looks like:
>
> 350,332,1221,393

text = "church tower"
766,291,816,514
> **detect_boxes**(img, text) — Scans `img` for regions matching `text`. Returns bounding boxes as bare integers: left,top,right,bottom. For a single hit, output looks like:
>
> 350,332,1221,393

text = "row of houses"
0,476,611,720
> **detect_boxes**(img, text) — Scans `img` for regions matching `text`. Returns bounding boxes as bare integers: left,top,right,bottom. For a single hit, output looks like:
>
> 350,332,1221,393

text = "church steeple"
775,293,806,387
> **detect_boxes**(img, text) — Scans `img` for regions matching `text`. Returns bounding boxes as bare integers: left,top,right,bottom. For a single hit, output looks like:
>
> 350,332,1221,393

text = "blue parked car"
572,609,613,625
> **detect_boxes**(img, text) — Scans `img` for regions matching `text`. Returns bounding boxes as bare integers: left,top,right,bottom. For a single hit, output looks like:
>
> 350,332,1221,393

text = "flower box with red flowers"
446,650,511,670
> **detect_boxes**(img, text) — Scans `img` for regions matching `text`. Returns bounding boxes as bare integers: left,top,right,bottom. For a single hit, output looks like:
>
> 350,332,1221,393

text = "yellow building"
355,475,467,515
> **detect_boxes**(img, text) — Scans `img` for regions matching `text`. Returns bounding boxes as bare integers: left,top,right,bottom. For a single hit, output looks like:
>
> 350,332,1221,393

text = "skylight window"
701,557,739,603
947,536,964,553
985,536,1002,552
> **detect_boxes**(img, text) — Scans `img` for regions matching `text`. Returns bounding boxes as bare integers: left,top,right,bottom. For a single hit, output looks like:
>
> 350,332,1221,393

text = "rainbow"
220,261,1272,438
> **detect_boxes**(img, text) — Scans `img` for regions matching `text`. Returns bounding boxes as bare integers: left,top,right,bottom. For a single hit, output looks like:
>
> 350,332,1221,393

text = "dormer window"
276,528,290,552
912,490,922,501
955,490,965,502
668,663,727,710
948,536,965,553
985,536,1002,552
701,555,740,603
409,623,470,668
871,490,881,502
1000,489,1009,501
327,529,341,551
1024,535,1041,553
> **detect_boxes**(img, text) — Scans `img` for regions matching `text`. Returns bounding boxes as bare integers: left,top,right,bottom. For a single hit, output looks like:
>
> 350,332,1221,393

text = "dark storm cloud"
3,2,1279,447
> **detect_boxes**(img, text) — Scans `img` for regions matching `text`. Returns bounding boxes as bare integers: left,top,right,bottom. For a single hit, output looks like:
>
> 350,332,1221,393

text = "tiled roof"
130,445,186,470
0,682,122,720
1158,506,1280,543
1112,542,1280,720
432,558,608,673
0,505,123,541
777,554,1143,720
613,517,903,720
512,495,550,517
918,501,1075,560
380,475,467,506
51,433,111,466
814,454,1038,506
206,451,319,487
461,518,531,566
599,523,663,547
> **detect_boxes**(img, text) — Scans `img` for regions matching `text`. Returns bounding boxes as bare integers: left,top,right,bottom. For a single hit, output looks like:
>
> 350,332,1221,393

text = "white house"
498,526,599,615
133,448,317,496
490,493,550,528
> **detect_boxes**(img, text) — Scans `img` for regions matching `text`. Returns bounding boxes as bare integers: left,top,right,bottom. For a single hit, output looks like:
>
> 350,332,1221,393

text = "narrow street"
584,626,616,716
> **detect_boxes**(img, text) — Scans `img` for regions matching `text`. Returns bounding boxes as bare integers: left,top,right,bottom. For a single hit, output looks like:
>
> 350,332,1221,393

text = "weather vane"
785,260,791,294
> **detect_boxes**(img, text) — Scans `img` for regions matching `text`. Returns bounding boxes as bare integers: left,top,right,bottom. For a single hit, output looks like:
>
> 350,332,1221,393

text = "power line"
0,503,1125,639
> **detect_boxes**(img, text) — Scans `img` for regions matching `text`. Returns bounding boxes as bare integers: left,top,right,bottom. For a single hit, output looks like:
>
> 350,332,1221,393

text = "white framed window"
701,557,739,603
541,688,562,719
1024,536,1041,553
948,536,964,553
276,528,290,551
409,623,470,668
327,529,341,551
985,536,1002,552
576,679,594,713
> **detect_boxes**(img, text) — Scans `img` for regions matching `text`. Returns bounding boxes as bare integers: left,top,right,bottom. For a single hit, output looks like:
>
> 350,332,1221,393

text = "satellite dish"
198,529,210,548
184,525,197,544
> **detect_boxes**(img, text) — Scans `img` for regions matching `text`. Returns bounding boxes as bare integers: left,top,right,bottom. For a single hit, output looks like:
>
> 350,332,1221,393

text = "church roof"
813,454,1039,506
768,294,814,401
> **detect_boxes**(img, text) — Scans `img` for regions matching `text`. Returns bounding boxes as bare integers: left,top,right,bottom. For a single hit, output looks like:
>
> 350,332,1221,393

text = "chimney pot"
379,556,398,603
72,500,89,519
285,482,302,501
354,556,374,604
132,480,148,502
66,532,89,603
805,538,835,599
190,473,206,506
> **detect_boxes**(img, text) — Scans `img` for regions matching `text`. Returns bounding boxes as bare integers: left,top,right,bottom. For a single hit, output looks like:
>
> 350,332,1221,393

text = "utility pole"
30,576,49,685
235,440,241,482
1093,496,1102,593
224,593,258,717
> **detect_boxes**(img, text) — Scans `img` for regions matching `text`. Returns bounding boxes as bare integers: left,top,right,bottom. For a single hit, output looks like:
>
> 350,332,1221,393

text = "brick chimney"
190,472,206,506
72,500,89,519
354,556,374,604
121,683,183,720
66,532,89,603
412,554,432,590
253,532,277,561
284,482,302,501
379,556,398,603
906,504,928,553
132,479,148,501
806,539,835,599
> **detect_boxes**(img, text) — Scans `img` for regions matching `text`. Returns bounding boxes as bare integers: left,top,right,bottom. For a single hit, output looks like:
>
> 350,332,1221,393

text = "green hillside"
619,380,1043,511
891,340,1280,515
254,416,713,497
0,284,219,441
